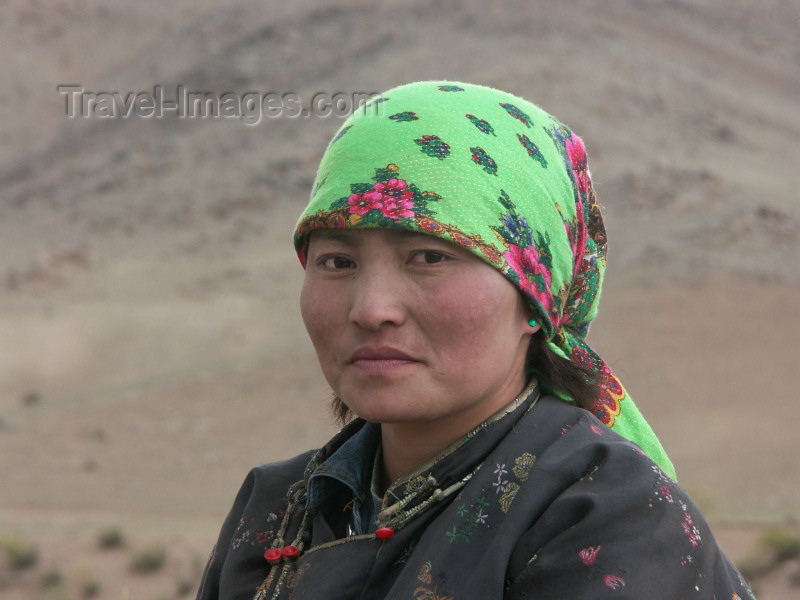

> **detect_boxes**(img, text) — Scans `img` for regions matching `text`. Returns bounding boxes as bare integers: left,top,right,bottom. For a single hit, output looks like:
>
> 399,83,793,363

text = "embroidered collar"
304,381,540,534
305,420,381,532
378,381,540,526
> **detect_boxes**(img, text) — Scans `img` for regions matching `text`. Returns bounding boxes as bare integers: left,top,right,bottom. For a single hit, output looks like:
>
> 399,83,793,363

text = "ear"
525,315,542,334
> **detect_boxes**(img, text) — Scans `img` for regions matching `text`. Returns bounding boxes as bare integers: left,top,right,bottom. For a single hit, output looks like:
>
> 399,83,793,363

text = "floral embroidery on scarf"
546,123,607,256
415,135,451,159
477,243,503,264
500,102,534,127
504,238,555,312
564,133,591,196
329,124,352,145
546,125,608,364
438,85,464,92
598,364,624,406
465,114,496,135
571,346,623,426
491,190,559,326
336,164,441,225
390,111,419,122
350,177,415,218
296,164,504,268
517,133,547,167
469,146,498,175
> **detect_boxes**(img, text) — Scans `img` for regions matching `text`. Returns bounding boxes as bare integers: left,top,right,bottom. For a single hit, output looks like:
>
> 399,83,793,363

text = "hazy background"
1,0,798,597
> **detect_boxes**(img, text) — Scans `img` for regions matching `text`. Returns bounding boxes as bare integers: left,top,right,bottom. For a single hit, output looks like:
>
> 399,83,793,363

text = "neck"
379,380,533,487
380,422,456,487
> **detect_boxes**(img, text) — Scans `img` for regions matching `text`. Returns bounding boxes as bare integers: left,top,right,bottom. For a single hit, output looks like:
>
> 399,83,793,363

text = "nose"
348,265,407,331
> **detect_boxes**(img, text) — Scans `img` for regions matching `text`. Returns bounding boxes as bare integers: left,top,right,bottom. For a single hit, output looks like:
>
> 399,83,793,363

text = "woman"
197,82,754,599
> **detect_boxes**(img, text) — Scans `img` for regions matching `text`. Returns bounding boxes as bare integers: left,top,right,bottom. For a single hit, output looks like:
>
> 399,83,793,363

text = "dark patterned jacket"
196,390,754,600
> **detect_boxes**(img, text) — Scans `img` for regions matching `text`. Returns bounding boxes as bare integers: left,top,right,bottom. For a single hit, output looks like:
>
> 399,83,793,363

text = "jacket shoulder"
195,449,318,600
249,449,318,493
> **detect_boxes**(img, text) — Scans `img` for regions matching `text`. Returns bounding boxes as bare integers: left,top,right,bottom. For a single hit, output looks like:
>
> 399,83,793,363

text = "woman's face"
300,228,535,433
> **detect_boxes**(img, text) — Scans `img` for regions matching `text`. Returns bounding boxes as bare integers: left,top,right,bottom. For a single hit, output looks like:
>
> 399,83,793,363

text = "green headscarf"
294,81,675,479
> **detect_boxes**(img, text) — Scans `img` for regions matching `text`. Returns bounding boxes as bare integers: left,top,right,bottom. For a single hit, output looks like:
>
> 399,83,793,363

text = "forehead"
309,228,445,246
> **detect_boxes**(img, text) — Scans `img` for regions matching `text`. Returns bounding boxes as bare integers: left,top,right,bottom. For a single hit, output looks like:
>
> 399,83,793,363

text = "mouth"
348,347,421,373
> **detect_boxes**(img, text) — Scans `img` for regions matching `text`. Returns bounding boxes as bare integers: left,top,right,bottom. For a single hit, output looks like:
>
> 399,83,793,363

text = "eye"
320,255,355,270
410,250,448,265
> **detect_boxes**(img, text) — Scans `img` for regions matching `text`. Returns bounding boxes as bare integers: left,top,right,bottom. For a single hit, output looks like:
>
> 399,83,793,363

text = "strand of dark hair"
525,332,600,411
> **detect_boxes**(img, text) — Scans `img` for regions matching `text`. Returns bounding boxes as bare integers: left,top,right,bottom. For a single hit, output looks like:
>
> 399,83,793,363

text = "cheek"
300,279,336,346
424,285,523,354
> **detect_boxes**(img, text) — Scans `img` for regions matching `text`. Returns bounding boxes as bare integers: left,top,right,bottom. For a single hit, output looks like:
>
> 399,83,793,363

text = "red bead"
375,527,395,539
264,547,282,563
281,545,300,558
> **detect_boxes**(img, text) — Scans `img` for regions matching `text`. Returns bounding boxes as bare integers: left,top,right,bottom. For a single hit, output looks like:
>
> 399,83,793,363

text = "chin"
349,406,420,424
344,394,435,425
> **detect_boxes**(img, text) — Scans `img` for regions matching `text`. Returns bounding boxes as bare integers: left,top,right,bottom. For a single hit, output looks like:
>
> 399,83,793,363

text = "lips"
348,347,419,363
